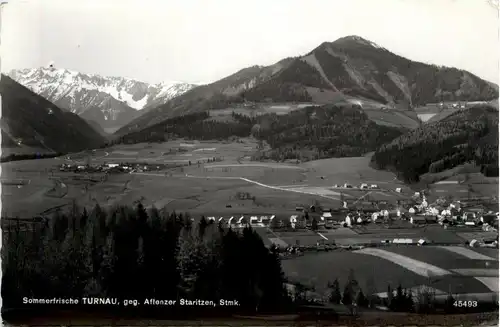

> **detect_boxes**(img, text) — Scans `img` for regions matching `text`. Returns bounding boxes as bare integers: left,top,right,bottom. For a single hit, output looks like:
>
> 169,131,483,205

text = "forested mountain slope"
371,106,499,183
0,75,106,154
116,104,404,161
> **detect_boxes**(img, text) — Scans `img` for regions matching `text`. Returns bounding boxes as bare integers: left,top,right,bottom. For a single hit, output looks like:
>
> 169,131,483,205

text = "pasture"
373,246,498,271
363,109,420,129
281,248,494,297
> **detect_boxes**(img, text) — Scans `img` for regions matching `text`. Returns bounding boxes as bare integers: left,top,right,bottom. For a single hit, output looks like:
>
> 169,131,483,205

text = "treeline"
0,152,62,163
325,268,496,314
114,112,253,144
2,203,291,315
323,271,415,314
371,106,499,183
116,105,403,163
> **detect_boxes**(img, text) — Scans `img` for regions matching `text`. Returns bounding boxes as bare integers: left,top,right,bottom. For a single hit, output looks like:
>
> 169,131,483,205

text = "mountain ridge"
8,67,198,129
0,74,106,154
116,35,498,136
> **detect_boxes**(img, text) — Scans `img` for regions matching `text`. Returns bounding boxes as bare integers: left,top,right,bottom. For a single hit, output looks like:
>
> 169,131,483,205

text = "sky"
1,0,499,85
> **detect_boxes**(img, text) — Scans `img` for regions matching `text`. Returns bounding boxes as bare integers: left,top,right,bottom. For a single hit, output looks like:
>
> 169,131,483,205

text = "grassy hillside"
0,75,106,154
371,106,499,183
117,36,497,136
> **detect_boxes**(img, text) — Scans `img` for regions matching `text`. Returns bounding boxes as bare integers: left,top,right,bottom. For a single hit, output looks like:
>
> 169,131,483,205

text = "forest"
252,105,403,161
2,203,289,316
3,202,482,319
371,106,499,183
115,105,404,162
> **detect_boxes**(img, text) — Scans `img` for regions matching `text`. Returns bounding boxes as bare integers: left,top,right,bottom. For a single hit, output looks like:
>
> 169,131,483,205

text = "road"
131,172,342,201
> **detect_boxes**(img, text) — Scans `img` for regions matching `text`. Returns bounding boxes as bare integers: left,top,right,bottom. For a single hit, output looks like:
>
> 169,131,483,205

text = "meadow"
281,245,499,300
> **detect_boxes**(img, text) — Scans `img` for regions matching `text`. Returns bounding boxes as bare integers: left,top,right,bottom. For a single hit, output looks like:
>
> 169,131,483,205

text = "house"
344,183,353,188
295,215,307,228
410,216,427,225
393,238,414,244
360,183,368,189
463,212,477,221
369,184,379,189
481,214,497,225
237,216,246,225
250,216,259,225
395,188,402,193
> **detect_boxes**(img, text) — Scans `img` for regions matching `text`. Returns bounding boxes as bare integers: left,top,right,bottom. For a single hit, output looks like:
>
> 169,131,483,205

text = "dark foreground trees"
2,203,291,315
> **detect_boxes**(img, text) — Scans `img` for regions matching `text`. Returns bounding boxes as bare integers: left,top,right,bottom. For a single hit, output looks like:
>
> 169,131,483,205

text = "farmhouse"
355,202,378,213
250,216,259,225
260,215,270,224
410,215,437,225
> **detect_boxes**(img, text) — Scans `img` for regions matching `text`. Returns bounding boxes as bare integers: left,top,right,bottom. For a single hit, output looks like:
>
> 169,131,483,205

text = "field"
363,109,420,129
3,139,419,218
282,245,499,299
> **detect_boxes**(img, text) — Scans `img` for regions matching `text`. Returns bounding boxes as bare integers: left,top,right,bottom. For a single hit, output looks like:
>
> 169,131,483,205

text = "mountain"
116,35,498,136
371,105,499,183
8,67,198,130
0,75,106,154
116,104,404,162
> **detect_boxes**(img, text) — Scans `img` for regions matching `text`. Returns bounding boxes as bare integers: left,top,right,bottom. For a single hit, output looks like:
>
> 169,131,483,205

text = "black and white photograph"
1,0,499,325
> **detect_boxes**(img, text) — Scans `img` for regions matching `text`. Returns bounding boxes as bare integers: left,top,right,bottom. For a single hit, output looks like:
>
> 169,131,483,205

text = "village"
201,189,499,254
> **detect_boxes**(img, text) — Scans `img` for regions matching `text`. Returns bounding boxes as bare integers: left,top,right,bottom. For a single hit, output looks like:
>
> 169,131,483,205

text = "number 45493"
453,300,478,307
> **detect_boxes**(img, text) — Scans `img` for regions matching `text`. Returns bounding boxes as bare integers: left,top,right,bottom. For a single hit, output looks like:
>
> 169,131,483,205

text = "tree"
328,279,342,304
199,216,208,239
356,289,369,307
311,217,319,231
342,284,353,306
444,292,456,313
386,284,394,308
365,274,377,308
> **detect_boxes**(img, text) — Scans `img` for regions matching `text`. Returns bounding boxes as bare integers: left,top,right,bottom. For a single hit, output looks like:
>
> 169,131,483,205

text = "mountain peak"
332,35,384,49
9,67,199,130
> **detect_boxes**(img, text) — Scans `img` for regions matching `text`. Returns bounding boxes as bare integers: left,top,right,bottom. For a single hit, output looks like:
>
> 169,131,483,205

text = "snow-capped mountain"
8,67,198,130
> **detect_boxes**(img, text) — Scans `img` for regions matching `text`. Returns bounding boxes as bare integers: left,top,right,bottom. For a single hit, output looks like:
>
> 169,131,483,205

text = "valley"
2,31,499,322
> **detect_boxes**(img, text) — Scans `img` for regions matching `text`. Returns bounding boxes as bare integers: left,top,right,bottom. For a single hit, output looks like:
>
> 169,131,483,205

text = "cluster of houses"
207,194,499,235
58,162,167,174
403,196,499,229
332,183,380,190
